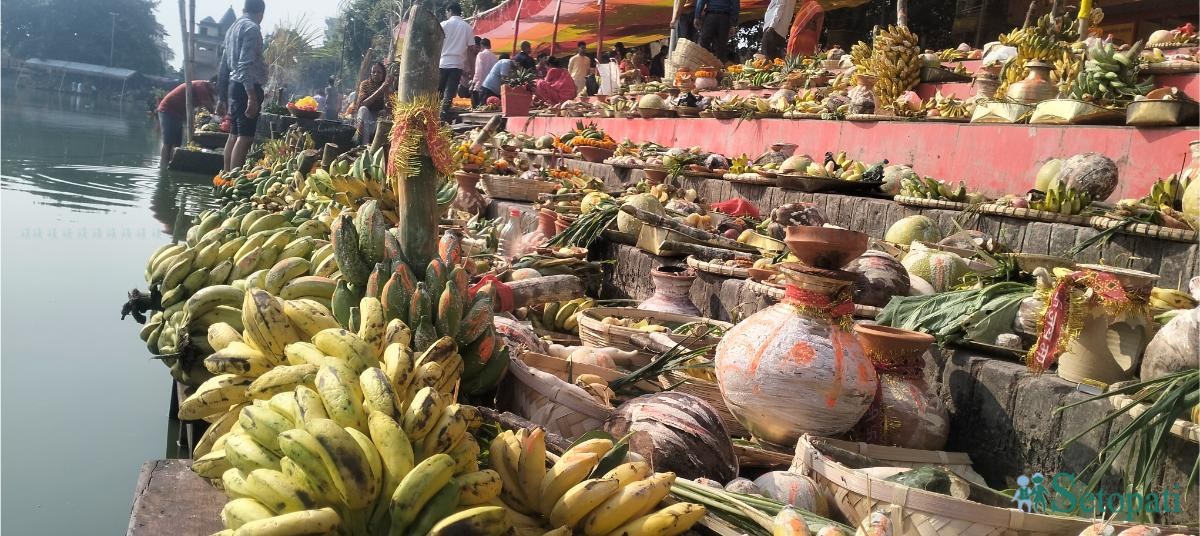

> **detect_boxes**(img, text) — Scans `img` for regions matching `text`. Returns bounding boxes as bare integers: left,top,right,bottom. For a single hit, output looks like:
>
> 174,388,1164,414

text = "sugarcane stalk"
620,205,754,252
392,2,443,274
658,240,756,259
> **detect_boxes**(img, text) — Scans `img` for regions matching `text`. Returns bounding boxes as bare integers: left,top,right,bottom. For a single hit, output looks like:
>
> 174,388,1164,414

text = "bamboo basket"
1108,380,1200,443
791,435,1185,536
1125,99,1200,127
577,307,731,367
497,352,618,439
893,195,972,210
977,203,1091,226
686,255,752,279
657,369,749,438
480,174,560,202
1089,216,1198,243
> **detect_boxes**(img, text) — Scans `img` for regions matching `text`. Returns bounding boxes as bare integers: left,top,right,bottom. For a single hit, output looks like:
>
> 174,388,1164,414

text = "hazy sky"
157,0,342,69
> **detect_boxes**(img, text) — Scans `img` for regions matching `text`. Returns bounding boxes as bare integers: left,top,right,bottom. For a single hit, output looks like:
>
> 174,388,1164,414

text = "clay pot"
537,208,558,237
714,268,878,446
843,251,910,307
850,324,947,450
638,266,701,316
576,146,614,163
854,324,934,366
554,215,573,236
784,226,869,270
452,172,486,215
1057,265,1157,385
1006,61,1058,104
642,167,668,185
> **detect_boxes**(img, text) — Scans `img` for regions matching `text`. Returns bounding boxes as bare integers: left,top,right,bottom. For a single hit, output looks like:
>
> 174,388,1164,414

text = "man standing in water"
438,2,473,121
156,79,215,167
218,0,268,172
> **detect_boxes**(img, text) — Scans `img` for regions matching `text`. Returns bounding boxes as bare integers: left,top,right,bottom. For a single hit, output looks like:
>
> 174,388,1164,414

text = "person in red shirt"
157,80,215,167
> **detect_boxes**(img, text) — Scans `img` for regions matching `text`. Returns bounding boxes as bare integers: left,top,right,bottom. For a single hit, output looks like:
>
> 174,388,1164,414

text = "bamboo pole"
394,2,443,274
178,0,195,147
549,0,564,56
511,0,526,56
597,0,608,57
896,0,908,29
1023,0,1038,27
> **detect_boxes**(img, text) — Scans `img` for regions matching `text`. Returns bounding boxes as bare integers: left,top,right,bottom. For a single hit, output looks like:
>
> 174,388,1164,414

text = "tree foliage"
2,0,170,74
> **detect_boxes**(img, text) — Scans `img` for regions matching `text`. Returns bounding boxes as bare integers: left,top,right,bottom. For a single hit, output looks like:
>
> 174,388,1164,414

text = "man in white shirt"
567,41,592,97
438,2,473,120
471,38,498,106
760,0,797,59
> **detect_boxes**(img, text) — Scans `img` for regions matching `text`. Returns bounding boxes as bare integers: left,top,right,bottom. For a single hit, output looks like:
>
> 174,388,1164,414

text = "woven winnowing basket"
790,436,1179,536
659,370,749,438
668,39,721,81
497,352,617,439
577,307,731,368
480,174,559,202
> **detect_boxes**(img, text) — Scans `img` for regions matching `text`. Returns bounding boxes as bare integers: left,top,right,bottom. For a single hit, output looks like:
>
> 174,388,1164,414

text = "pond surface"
1,90,219,534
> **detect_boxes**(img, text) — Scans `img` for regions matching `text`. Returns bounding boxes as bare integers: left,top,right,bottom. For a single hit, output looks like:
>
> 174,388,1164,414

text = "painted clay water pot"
714,263,879,447
850,324,949,450
638,265,702,316
452,171,486,215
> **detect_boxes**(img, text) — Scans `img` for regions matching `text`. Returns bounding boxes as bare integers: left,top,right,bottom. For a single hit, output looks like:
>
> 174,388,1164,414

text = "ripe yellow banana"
221,468,254,500
192,448,233,478
366,411,415,489
565,438,614,459
238,404,294,456
179,374,253,421
429,505,513,536
241,289,299,358
312,328,378,375
382,343,415,406
358,367,401,421
357,297,387,354
602,462,653,488
230,507,340,535
265,391,301,427
606,502,707,536
548,477,621,528
539,452,601,515
247,364,319,399
390,453,457,533
344,426,384,506
224,434,283,474
420,403,469,460
220,497,274,530
456,469,503,505
292,385,328,424
263,257,311,295
314,363,368,432
581,472,676,536
205,342,275,377
401,386,444,442
277,429,345,507
283,342,327,367
208,322,245,353
384,318,413,348
305,418,377,509
282,299,340,340
448,434,481,475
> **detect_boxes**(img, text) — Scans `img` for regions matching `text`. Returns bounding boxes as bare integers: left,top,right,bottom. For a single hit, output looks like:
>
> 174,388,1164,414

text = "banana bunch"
1144,169,1194,210
511,254,604,283
799,152,868,181
331,213,508,395
488,429,706,536
1149,287,1198,310
709,96,746,113
1069,40,1153,104
924,90,973,119
861,25,921,113
531,298,595,334
1031,178,1092,215
193,358,497,535
782,89,825,117
997,14,1078,97
899,176,970,202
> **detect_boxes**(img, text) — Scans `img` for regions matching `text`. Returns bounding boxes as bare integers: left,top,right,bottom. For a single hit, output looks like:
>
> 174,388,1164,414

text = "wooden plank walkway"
127,459,224,536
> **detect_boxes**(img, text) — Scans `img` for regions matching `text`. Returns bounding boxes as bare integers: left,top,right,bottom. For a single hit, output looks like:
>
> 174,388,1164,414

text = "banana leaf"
878,282,1032,345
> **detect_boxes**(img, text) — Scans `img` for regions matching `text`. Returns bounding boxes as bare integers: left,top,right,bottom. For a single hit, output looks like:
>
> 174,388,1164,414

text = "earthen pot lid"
854,324,935,365
783,225,869,269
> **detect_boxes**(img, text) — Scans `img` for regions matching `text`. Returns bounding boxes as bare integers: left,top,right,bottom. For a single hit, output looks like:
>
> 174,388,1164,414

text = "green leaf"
588,433,632,479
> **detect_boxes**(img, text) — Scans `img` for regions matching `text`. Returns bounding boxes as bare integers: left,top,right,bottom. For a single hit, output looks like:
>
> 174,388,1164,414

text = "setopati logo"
1012,472,1185,520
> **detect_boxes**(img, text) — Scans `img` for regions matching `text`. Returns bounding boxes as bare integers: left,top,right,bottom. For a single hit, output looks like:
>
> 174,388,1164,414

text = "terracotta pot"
973,75,1000,99
452,172,486,215
1006,61,1058,104
577,146,614,163
554,216,572,235
714,269,877,447
854,324,933,364
537,208,559,237
783,226,869,270
850,361,950,451
501,86,533,116
638,266,701,316
642,167,668,184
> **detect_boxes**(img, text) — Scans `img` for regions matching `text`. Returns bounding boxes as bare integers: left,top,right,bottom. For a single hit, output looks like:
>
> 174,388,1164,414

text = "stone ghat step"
505,157,1197,290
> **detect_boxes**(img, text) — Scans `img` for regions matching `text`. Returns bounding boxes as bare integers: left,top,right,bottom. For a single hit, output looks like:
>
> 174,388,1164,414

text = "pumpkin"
603,392,739,482
901,244,970,292
884,215,942,245
753,471,829,516
881,165,918,196
843,251,910,307
616,193,664,235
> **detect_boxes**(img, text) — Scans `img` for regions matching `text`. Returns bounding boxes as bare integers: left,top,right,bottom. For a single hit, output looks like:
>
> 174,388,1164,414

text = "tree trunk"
394,4,443,274
1023,0,1038,27
895,0,908,29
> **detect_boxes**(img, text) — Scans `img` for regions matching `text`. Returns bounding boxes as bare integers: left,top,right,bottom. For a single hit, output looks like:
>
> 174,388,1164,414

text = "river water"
1,91,219,534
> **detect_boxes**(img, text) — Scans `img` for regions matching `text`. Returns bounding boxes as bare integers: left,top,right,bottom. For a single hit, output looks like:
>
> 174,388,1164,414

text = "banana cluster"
1149,287,1198,310
997,14,1078,97
780,89,826,117
857,25,921,114
924,90,974,119
531,298,595,334
331,208,507,395
899,176,977,203
1031,178,1092,215
1069,40,1154,104
488,430,706,536
1145,169,1194,209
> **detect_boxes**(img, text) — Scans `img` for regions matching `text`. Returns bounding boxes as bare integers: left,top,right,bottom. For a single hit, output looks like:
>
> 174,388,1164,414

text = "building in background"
192,7,238,80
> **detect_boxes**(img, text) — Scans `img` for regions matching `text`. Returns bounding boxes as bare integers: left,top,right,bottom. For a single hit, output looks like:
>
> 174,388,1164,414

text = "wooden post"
395,2,444,273
597,0,608,56
896,0,908,29
550,0,564,56
178,0,195,147
511,0,526,56
1023,0,1038,27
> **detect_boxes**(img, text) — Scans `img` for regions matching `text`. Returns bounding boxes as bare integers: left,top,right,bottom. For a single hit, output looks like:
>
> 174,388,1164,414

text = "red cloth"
535,67,577,105
157,81,214,117
709,198,760,218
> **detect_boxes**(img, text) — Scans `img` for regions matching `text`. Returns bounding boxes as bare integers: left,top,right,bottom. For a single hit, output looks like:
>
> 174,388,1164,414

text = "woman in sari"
535,57,577,105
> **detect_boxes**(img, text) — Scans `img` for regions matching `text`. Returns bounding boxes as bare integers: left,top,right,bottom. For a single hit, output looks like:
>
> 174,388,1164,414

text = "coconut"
1034,158,1063,191
616,193,664,235
1141,308,1199,380
724,478,762,495
884,215,942,245
902,245,970,292
882,165,918,195
1056,152,1119,201
535,135,556,149
843,251,910,307
603,392,738,481
753,471,829,516
780,155,814,174
769,89,797,111
638,94,668,110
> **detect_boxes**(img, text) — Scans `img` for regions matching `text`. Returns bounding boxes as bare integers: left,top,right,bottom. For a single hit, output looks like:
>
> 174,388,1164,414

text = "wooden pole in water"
394,1,444,273
178,0,195,147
